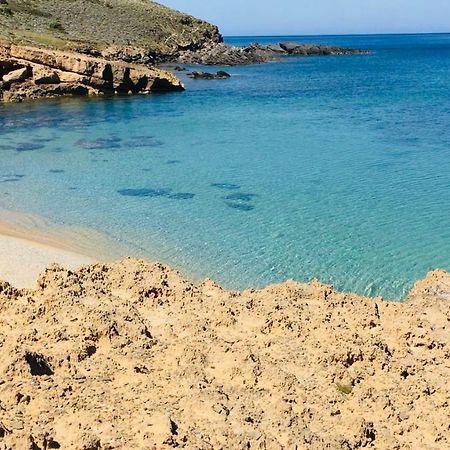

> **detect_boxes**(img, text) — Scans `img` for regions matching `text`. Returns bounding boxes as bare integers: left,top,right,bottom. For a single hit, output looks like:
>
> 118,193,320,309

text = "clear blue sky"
161,0,450,36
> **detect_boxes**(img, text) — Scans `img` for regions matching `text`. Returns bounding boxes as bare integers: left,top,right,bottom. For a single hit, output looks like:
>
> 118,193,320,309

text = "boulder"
279,42,302,53
0,60,21,77
34,71,60,85
266,44,286,53
2,66,30,83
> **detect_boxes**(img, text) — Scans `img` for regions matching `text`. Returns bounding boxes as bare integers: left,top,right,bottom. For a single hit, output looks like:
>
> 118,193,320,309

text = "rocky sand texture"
0,258,448,449
0,43,183,102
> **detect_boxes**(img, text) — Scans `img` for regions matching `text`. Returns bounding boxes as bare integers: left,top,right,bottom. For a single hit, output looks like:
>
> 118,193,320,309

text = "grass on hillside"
0,0,219,55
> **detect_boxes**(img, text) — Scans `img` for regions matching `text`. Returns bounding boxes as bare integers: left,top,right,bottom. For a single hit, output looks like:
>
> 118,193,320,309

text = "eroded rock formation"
0,43,183,103
0,258,448,449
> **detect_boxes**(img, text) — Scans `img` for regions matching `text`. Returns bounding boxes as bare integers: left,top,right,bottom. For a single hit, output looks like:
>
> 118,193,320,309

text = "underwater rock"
168,193,195,200
224,193,257,202
211,182,241,190
225,202,255,211
75,138,121,150
16,142,45,152
118,188,172,198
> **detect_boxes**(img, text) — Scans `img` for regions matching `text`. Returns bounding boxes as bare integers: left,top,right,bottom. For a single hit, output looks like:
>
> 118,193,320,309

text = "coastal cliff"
0,258,448,449
0,0,366,102
0,0,220,102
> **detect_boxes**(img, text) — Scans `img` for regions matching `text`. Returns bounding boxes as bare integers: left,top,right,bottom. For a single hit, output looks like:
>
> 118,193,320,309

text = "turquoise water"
1,33,449,299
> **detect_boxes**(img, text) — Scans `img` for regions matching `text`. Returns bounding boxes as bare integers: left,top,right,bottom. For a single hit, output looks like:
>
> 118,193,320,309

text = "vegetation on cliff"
0,0,222,60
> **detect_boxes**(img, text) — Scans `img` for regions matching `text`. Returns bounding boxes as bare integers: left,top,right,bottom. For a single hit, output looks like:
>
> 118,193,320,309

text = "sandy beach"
0,208,127,288
0,226,448,448
0,233,92,288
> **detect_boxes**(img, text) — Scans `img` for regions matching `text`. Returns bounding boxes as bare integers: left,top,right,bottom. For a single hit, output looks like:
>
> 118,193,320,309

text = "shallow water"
0,33,449,299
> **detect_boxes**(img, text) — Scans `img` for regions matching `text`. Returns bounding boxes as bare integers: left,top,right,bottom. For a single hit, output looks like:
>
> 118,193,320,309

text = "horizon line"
224,31,450,38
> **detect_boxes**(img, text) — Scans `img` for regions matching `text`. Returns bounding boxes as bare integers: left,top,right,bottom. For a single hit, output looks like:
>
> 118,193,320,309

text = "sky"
161,0,450,36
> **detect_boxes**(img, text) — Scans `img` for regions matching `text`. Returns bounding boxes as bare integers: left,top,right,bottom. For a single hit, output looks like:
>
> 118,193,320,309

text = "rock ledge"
0,43,184,103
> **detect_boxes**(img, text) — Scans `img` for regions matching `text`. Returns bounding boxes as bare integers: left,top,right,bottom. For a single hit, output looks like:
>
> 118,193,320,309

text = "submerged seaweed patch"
211,182,241,190
224,193,257,202
16,142,45,152
168,193,195,200
225,202,255,211
75,138,121,150
118,188,172,198
126,136,165,148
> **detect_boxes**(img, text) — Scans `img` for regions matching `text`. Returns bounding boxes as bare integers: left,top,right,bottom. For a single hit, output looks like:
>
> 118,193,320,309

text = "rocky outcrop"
0,44,184,102
0,257,448,449
178,41,368,66
187,70,231,80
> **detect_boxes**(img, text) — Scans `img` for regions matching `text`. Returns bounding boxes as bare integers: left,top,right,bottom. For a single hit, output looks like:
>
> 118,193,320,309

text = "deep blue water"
0,33,449,299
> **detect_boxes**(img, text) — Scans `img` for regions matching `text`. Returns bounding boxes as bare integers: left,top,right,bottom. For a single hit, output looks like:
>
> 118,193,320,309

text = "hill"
0,0,222,61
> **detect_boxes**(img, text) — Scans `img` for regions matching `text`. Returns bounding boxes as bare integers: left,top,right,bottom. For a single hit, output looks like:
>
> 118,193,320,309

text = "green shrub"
0,5,13,16
49,20,64,31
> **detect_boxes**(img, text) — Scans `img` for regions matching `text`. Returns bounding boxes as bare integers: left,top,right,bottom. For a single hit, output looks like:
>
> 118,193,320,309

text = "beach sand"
0,208,127,287
0,233,92,288
0,225,448,448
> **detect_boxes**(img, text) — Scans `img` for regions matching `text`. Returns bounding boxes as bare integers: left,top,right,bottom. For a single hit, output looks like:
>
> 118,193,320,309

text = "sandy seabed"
0,226,448,449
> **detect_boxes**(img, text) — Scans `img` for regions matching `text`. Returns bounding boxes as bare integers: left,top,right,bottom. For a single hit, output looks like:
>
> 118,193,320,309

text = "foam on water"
0,34,449,299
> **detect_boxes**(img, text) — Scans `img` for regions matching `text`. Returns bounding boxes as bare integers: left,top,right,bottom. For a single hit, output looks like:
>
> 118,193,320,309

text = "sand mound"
0,258,449,449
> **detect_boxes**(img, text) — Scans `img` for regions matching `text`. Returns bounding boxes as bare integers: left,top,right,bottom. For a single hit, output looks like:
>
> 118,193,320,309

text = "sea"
0,33,449,299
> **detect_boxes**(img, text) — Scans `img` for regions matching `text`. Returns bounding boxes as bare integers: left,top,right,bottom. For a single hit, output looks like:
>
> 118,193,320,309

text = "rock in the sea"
187,70,231,79
178,41,367,66
216,70,231,78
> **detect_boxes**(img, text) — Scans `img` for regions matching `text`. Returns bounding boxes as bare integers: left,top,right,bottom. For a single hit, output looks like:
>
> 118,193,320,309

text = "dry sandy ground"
0,246,448,449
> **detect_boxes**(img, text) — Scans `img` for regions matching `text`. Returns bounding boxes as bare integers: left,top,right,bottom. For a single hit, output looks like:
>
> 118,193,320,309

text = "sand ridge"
0,257,449,449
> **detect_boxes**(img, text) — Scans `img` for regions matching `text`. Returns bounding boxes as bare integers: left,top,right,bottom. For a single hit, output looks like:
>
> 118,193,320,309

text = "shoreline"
0,213,449,448
0,206,447,300
0,233,93,288
0,208,127,288
0,207,445,301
